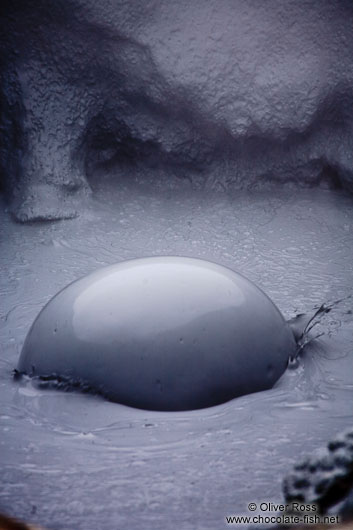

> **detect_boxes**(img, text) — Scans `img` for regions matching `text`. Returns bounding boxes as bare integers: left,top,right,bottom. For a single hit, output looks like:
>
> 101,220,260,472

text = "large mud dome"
17,257,296,411
1,1,353,529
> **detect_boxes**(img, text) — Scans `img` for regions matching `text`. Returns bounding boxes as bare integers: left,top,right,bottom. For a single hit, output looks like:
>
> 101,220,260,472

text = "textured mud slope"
1,0,353,221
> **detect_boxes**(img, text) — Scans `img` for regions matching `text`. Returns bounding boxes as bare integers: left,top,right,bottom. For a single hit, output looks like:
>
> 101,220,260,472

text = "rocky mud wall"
1,0,353,221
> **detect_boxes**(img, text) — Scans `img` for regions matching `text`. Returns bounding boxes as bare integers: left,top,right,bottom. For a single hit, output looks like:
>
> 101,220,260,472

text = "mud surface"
0,185,353,529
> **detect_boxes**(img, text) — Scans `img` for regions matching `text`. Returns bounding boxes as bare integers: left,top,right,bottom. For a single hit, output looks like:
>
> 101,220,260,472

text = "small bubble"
315,478,331,494
294,478,310,489
328,440,346,452
288,356,300,370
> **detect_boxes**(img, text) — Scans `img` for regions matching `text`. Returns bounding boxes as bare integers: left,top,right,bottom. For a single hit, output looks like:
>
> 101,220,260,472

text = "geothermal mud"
1,185,353,529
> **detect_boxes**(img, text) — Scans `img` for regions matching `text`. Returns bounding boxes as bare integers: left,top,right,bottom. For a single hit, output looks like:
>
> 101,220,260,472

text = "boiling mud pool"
0,184,353,530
